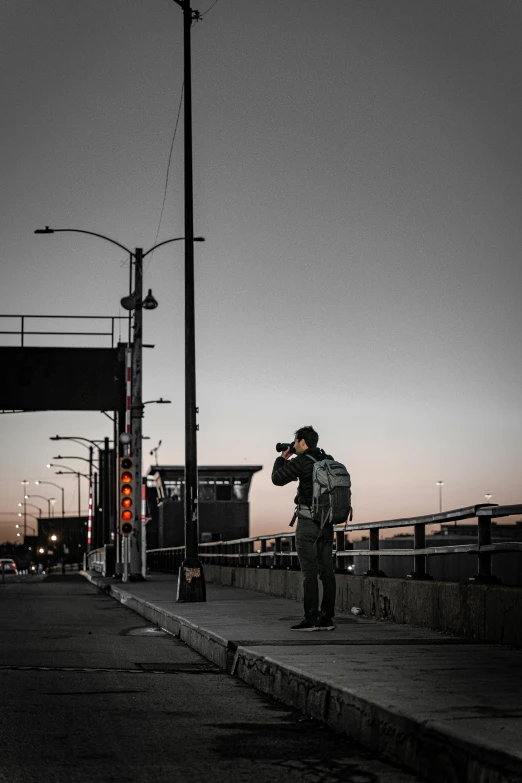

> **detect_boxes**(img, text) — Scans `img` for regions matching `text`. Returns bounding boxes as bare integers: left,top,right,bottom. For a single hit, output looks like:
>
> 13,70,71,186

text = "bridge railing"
147,503,522,584
86,546,105,574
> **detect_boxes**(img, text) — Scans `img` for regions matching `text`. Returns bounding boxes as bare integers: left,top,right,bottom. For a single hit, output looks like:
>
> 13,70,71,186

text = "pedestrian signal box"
119,455,134,536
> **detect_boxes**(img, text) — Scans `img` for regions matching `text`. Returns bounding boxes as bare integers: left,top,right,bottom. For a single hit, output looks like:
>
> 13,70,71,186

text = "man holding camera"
271,425,336,631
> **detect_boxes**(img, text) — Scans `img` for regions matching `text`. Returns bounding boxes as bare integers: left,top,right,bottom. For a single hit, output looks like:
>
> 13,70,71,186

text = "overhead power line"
147,83,185,273
200,0,222,18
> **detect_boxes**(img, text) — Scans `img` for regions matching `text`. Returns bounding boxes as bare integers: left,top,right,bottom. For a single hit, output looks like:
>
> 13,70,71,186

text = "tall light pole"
26,494,53,518
36,227,203,582
16,512,38,541
35,481,65,518
21,480,29,538
48,464,86,518
19,501,42,518
171,0,205,602
50,437,111,552
436,481,444,514
16,523,36,535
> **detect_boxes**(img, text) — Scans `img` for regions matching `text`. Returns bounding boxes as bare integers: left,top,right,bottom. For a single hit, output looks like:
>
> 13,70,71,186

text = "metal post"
23,483,27,539
407,523,432,580
414,523,426,577
93,471,99,549
87,446,93,551
141,478,147,580
123,535,129,583
77,472,81,521
130,248,143,579
61,486,64,518
177,0,205,603
103,436,110,545
365,528,386,577
478,517,491,578
110,444,116,542
470,515,501,584
335,529,344,572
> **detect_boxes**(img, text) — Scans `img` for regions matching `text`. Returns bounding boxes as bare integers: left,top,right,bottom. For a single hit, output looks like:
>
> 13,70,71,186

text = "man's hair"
294,425,319,449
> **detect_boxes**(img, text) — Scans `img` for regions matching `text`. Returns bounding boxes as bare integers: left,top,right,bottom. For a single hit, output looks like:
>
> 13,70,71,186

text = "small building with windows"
145,464,263,549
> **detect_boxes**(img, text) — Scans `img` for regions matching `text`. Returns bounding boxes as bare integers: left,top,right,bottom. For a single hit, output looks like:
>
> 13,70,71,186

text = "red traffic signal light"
119,455,134,535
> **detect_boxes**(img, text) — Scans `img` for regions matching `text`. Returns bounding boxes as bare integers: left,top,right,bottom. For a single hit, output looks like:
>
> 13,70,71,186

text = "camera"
276,442,295,454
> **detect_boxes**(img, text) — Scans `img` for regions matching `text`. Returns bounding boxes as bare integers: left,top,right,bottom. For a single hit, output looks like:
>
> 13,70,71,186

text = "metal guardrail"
146,503,522,584
86,547,105,574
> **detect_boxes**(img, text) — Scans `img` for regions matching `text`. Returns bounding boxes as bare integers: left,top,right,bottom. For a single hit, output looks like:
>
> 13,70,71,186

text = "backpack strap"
305,454,317,464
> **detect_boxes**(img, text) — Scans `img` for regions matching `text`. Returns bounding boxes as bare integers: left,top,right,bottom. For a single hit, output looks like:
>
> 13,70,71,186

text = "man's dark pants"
295,517,336,623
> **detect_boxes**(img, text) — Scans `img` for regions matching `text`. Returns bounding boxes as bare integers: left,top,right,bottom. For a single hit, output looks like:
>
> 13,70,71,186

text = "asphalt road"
0,574,425,783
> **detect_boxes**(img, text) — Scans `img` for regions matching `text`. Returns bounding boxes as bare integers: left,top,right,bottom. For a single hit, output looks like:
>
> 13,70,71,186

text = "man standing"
272,425,336,631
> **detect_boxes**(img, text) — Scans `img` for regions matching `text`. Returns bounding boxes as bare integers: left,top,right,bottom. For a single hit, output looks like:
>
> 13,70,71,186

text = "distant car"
0,558,18,575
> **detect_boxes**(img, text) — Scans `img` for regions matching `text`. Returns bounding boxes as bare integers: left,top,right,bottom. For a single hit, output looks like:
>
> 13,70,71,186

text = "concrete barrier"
202,565,522,648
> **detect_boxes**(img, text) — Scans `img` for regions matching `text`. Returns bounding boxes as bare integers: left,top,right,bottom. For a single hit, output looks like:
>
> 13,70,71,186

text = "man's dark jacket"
271,447,333,508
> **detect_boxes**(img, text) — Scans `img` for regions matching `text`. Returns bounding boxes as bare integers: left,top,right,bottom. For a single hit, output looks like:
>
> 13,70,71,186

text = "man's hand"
282,448,294,460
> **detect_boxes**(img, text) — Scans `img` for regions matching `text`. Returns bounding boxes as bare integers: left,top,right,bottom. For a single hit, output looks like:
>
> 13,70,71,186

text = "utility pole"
22,482,27,539
87,446,93,552
173,0,205,602
130,247,144,579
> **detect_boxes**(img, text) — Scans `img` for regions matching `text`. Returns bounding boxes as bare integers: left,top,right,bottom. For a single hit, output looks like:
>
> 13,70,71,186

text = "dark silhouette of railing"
0,314,127,348
142,503,522,585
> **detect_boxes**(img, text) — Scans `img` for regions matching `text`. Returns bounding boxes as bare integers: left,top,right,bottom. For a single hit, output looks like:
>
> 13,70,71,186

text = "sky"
1,0,521,543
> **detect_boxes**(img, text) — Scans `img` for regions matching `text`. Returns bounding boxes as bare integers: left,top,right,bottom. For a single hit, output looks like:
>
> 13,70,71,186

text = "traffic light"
119,456,134,536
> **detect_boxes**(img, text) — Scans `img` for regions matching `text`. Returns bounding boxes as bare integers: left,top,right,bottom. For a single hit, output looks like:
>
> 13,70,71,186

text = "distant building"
351,521,522,585
145,464,262,549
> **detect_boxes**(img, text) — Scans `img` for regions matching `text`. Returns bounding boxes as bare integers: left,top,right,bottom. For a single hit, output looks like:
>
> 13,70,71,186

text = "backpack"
306,454,352,528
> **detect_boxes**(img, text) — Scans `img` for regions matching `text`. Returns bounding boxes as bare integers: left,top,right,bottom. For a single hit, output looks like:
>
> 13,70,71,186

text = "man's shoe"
290,619,320,631
318,617,336,630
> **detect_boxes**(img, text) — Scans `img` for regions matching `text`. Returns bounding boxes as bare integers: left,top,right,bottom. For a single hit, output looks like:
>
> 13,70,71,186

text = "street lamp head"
142,289,158,310
34,226,55,234
120,293,137,311
194,237,205,242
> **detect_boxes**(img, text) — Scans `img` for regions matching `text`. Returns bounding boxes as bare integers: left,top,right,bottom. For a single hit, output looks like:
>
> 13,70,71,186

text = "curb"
81,571,522,783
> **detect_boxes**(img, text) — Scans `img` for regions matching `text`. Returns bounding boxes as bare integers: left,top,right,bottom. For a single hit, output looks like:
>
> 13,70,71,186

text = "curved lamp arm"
35,227,132,257
141,236,204,259
35,227,205,259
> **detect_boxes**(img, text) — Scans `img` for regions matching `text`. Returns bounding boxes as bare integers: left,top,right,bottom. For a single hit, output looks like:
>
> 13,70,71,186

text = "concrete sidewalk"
82,571,522,783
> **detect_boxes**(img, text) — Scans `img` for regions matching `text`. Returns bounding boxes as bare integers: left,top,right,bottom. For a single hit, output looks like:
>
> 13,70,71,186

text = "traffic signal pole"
130,247,144,579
